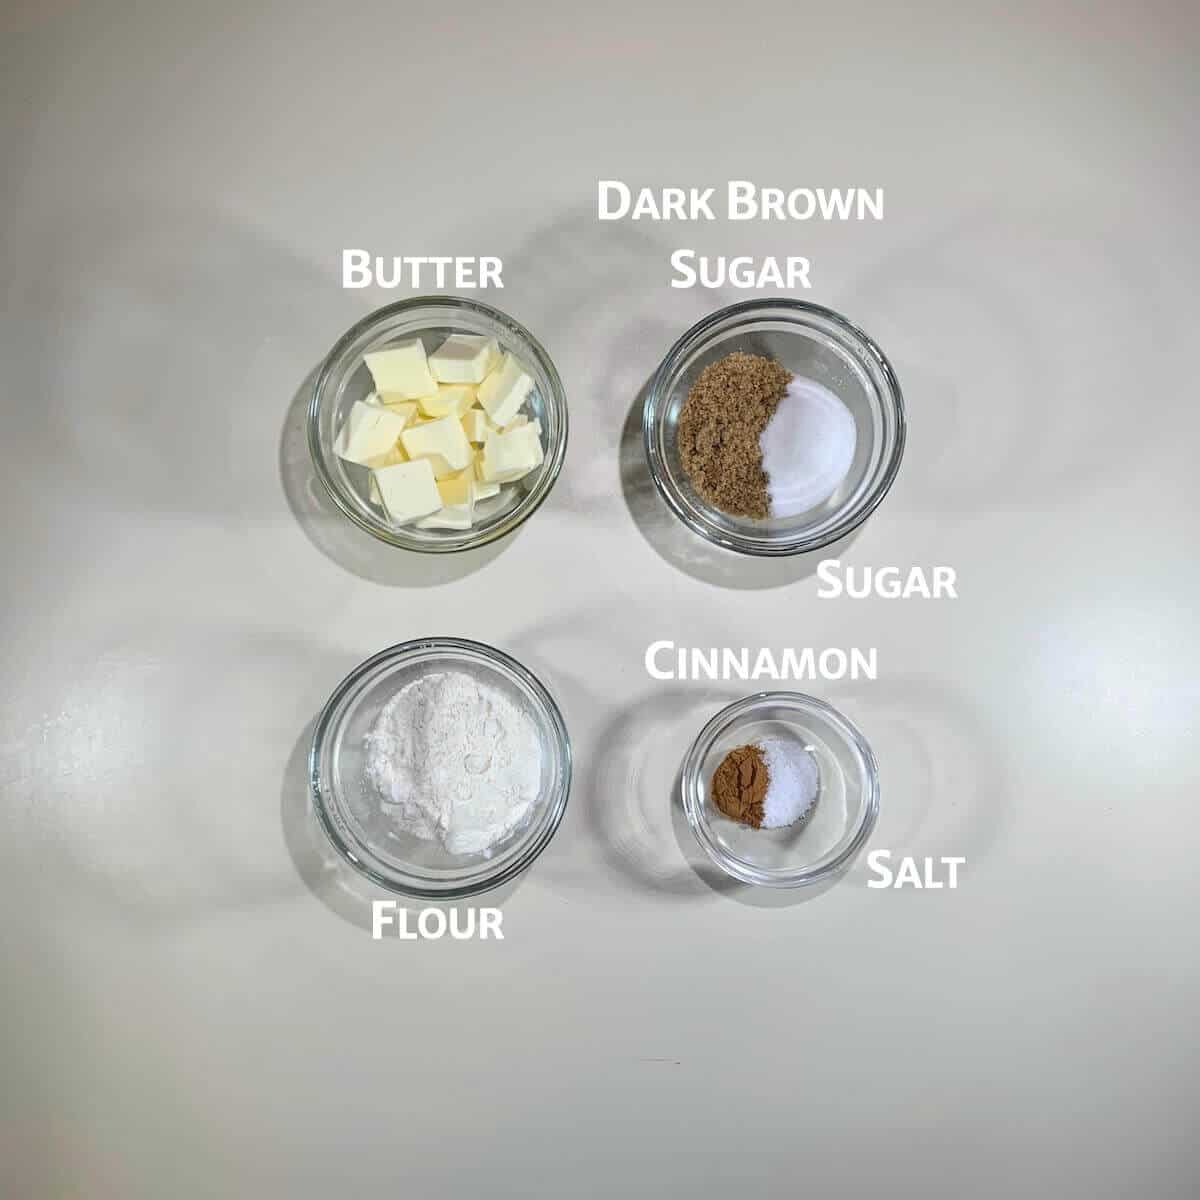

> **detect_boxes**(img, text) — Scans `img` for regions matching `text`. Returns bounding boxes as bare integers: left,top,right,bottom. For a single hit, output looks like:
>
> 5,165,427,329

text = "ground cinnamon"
712,743,770,827
677,351,791,518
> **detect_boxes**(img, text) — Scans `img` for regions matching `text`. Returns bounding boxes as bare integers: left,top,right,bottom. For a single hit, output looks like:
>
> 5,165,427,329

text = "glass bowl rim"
308,635,573,899
680,689,880,888
306,295,568,555
643,297,906,557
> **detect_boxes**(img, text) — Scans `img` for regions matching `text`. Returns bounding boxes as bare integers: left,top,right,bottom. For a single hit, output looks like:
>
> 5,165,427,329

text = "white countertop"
3,1,1198,1195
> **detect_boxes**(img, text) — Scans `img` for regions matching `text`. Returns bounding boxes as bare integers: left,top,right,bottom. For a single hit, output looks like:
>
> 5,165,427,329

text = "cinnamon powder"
712,743,770,828
677,351,791,518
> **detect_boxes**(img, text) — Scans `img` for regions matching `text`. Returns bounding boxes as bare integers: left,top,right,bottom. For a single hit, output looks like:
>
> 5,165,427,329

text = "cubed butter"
374,397,420,427
364,339,437,399
373,458,441,524
364,442,407,469
476,351,533,427
461,408,495,443
401,414,474,477
456,461,499,499
419,384,476,419
479,424,543,483
417,502,473,530
429,334,500,384
501,414,543,436
437,473,473,507
335,400,409,465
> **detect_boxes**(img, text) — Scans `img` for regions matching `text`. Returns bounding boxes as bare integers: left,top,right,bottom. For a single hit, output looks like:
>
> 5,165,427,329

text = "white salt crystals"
760,377,857,518
757,736,820,829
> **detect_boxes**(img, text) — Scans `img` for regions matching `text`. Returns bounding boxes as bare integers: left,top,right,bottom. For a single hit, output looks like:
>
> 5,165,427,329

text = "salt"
757,736,819,829
760,377,857,517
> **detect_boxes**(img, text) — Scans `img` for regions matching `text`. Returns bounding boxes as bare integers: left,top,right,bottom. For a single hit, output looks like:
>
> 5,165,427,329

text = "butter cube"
374,397,420,427
401,414,474,477
417,502,473,530
335,400,410,465
373,458,441,524
419,384,476,419
454,461,497,499
429,334,500,384
461,408,495,444
476,352,533,427
437,473,473,508
364,441,407,469
364,339,437,399
501,414,542,437
479,425,543,483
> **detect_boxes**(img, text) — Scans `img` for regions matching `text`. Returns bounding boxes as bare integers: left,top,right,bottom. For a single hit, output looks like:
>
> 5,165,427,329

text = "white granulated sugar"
760,377,857,517
757,736,819,829
364,670,542,856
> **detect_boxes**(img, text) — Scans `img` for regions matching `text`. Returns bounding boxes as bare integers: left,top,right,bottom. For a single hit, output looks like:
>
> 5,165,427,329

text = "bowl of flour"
310,638,571,898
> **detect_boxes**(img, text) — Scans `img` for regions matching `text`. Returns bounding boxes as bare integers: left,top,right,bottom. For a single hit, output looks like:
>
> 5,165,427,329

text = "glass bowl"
309,637,572,899
307,297,567,553
681,692,879,887
644,300,905,556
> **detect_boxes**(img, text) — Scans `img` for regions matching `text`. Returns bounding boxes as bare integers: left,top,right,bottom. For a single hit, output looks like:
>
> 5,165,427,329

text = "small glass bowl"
681,692,879,887
307,297,567,553
644,299,905,556
309,638,572,899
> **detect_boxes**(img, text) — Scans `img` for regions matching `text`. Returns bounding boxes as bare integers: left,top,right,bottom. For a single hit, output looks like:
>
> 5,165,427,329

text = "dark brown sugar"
677,352,791,518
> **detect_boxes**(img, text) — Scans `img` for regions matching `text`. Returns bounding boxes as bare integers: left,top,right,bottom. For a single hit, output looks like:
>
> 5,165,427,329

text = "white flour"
364,671,542,856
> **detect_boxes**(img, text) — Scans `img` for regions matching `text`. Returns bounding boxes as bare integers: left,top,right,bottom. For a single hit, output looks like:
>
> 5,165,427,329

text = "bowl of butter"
308,297,567,552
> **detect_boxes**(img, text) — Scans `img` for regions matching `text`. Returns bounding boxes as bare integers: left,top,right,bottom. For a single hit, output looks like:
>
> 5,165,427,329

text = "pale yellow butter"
417,502,473,530
477,352,533,427
419,384,476,419
461,408,495,443
448,464,498,500
436,473,473,508
373,458,442,524
364,442,407,469
501,413,542,436
420,469,477,529
401,414,474,477
335,400,409,465
429,334,500,385
374,397,420,427
364,339,437,399
479,424,543,483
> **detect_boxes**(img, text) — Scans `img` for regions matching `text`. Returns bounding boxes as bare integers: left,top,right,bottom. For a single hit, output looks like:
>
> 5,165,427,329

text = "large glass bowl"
308,297,567,553
310,638,572,898
681,692,879,887
644,299,904,556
